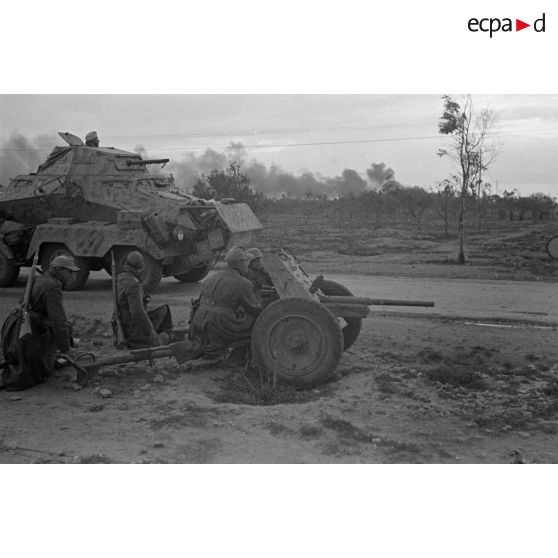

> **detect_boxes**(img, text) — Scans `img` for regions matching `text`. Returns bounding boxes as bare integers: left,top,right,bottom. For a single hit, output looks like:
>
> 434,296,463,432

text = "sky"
1,94,557,197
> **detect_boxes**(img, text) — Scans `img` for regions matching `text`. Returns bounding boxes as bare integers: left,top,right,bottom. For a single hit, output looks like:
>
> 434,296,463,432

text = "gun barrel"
318,295,435,307
127,158,169,166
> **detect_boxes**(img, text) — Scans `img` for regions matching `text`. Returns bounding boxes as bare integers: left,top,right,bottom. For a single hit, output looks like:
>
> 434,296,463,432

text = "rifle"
19,251,39,338
111,251,127,349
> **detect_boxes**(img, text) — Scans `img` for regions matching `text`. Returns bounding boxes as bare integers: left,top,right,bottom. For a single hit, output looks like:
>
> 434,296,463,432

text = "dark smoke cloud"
166,148,228,189
227,141,247,164
366,162,395,189
326,168,368,197
0,135,397,199
0,133,57,186
145,142,397,198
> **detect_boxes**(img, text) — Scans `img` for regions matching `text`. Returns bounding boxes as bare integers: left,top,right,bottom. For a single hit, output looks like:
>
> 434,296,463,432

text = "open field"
260,208,558,281
0,216,557,463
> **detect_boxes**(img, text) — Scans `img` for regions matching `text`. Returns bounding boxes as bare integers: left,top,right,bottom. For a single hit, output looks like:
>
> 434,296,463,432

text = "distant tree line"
189,161,557,234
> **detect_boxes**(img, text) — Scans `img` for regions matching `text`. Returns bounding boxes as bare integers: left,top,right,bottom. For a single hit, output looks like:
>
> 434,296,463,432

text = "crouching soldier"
245,247,276,306
0,255,78,390
114,251,172,349
190,247,262,353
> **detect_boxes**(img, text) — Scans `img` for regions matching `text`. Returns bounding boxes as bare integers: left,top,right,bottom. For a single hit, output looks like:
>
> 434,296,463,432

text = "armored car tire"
318,279,363,351
251,298,343,387
40,244,90,291
0,251,19,287
173,264,210,283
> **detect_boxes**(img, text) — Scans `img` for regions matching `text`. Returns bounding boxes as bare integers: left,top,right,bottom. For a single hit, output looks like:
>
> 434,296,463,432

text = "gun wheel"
251,298,343,387
318,279,363,351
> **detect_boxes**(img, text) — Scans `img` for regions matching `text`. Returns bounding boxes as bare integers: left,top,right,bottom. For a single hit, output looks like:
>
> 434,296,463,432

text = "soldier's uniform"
115,252,171,349
190,248,262,350
245,247,275,305
30,272,73,352
0,255,78,390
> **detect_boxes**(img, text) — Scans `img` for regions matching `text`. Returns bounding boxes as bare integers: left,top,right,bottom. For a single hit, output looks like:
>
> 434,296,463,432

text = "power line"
0,134,441,153
98,111,558,141
105,121,439,139
164,135,442,151
0,120,556,154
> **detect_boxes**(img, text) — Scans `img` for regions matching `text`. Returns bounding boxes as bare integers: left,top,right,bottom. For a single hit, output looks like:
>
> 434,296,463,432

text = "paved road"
0,270,556,326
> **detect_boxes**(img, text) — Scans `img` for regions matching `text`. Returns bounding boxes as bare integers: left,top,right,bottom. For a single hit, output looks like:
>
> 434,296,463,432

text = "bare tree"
433,177,457,236
399,186,433,230
475,181,493,232
438,95,497,264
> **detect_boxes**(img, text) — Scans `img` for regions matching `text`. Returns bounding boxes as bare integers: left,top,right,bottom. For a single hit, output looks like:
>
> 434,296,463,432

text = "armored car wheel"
0,250,19,287
318,279,363,351
40,244,90,290
251,297,343,387
173,264,210,283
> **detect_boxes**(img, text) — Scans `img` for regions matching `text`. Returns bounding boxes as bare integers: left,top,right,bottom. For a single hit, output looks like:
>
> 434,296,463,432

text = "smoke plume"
366,162,395,189
0,133,56,186
0,134,397,200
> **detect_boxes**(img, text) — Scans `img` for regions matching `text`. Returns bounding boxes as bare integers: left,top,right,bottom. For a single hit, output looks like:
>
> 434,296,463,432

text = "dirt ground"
0,220,557,463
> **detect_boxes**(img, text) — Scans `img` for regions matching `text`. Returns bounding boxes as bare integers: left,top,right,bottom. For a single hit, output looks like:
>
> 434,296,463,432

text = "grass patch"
150,402,223,430
471,376,558,431
73,454,113,464
211,368,319,406
418,348,443,364
454,346,496,366
380,437,421,455
180,438,221,464
266,421,294,436
543,379,558,397
426,366,487,390
320,415,372,443
373,372,415,397
525,354,540,362
299,424,324,439
375,373,401,395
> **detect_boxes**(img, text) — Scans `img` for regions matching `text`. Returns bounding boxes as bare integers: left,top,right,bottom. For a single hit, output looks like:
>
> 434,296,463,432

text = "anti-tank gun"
0,132,262,291
67,249,434,389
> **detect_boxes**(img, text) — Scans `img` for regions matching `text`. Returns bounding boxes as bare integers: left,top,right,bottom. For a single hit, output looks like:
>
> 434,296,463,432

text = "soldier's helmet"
246,247,263,265
50,255,79,271
124,250,145,271
224,246,249,265
85,131,99,146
